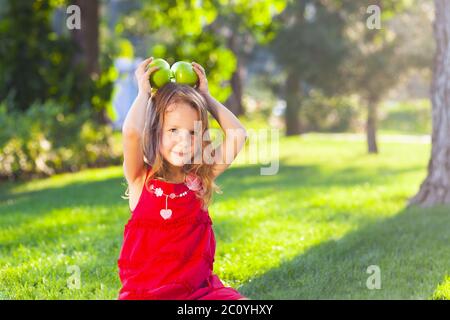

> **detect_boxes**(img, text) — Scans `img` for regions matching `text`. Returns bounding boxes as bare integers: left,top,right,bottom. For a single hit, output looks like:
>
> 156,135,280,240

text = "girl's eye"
169,128,177,133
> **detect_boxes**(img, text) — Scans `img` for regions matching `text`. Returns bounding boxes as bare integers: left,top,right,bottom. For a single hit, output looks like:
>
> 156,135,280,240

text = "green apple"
148,58,173,89
171,61,199,86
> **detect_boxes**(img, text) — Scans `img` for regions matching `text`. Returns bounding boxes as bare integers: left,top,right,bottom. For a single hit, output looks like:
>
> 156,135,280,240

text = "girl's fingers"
147,66,159,74
192,66,202,77
143,56,153,64
192,66,206,83
138,57,153,72
192,62,205,73
142,66,159,80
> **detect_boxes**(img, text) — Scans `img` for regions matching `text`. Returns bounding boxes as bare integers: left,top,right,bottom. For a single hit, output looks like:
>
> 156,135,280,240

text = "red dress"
117,166,246,300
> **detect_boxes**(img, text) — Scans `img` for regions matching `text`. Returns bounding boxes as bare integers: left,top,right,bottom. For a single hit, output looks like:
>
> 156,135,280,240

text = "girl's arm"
204,94,248,178
122,57,158,184
192,62,248,179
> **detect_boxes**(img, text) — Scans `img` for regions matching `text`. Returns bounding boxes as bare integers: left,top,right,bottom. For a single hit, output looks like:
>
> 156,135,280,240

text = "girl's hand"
192,61,210,96
135,57,159,96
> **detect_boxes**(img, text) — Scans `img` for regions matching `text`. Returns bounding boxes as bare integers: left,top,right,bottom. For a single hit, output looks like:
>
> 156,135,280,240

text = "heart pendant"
160,209,172,220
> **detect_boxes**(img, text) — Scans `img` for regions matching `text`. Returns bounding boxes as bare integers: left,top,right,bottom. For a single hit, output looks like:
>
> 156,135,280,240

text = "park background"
0,0,449,299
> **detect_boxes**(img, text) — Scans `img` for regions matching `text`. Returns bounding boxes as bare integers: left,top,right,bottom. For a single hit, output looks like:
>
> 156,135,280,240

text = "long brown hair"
123,82,221,209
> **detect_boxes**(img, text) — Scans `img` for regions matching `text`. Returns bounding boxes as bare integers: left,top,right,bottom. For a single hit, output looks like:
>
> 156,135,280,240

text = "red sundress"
117,166,246,300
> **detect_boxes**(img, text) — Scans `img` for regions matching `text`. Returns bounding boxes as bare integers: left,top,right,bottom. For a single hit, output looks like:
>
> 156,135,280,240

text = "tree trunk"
284,71,301,136
70,0,109,124
71,0,99,76
228,64,245,116
408,0,450,207
225,31,245,116
366,97,379,154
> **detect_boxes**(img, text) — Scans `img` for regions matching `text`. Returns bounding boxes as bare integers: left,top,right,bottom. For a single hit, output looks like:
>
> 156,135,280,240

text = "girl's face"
161,102,201,168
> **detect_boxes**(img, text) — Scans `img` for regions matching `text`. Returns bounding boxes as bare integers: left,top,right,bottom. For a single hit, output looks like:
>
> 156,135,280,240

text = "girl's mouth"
173,151,185,157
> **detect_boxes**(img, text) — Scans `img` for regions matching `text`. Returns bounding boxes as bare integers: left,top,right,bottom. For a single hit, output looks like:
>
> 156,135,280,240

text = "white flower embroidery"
154,187,163,197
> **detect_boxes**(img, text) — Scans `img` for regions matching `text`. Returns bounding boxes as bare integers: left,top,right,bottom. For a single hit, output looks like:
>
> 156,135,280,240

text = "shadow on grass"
0,176,127,210
0,160,423,209
237,205,450,299
0,176,130,254
214,160,424,200
0,162,446,299
0,162,425,254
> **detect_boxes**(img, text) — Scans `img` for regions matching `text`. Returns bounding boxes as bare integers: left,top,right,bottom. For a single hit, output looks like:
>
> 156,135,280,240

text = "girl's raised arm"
192,62,248,179
122,57,158,184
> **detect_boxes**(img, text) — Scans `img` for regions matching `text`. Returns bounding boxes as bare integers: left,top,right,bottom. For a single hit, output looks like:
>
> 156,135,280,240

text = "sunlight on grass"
0,133,448,299
432,276,450,300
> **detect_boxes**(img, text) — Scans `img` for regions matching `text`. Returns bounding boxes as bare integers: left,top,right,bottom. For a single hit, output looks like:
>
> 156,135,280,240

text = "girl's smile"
172,150,187,158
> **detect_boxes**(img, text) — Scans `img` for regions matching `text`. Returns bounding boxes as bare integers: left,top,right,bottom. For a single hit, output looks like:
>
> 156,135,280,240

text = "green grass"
379,99,431,135
0,133,448,299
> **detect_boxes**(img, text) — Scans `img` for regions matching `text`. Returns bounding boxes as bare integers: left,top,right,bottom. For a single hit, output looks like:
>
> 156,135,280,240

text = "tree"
408,0,450,207
344,0,428,154
121,1,229,103
0,0,84,112
269,0,356,136
69,0,115,124
205,0,286,116
0,0,114,121
123,0,285,114
71,0,100,76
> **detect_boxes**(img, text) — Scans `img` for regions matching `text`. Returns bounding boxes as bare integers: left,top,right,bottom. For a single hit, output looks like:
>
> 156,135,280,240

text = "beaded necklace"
149,183,188,220
148,172,203,220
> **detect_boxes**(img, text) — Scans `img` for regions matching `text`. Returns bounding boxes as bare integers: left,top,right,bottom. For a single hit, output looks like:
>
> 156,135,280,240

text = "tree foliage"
121,0,286,103
0,0,115,119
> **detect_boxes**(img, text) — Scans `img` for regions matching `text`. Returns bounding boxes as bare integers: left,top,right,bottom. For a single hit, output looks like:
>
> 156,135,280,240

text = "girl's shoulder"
128,163,154,212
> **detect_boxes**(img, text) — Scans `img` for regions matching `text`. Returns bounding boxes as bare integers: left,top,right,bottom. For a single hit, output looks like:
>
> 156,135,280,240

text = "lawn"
0,133,448,299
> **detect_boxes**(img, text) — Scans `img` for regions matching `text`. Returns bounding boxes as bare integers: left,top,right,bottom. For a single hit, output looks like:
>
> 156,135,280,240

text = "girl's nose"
176,130,192,146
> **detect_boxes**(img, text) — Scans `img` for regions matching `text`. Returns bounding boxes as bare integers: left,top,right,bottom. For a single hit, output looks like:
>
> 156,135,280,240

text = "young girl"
118,57,249,300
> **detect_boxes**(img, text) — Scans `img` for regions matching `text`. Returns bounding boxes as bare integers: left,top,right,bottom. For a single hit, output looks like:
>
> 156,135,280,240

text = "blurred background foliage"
0,0,435,181
1,0,448,301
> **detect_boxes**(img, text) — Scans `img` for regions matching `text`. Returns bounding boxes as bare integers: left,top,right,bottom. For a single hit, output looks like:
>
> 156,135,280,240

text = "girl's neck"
163,166,185,184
